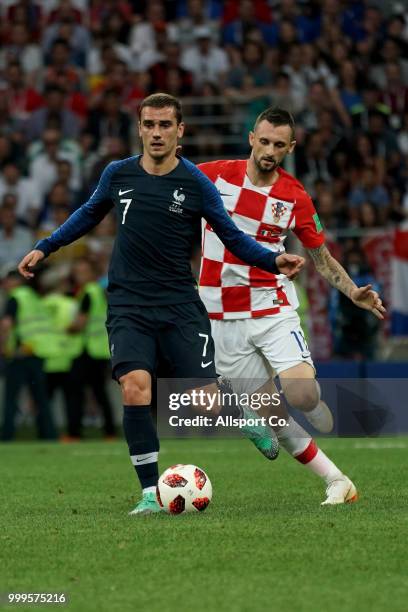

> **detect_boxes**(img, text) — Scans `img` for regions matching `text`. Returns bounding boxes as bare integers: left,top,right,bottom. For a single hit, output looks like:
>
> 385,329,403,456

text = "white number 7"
121,198,132,224
198,333,209,357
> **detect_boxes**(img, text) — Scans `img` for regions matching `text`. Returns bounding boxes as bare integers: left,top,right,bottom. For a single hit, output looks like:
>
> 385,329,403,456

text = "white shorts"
211,312,314,394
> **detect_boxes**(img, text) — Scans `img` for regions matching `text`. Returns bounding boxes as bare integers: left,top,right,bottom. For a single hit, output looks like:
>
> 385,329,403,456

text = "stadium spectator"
87,37,132,82
2,61,43,127
0,137,18,170
0,196,34,268
333,246,381,359
40,181,74,225
175,0,220,47
351,133,385,184
296,130,332,190
190,81,225,158
67,258,117,440
380,61,408,125
222,0,275,47
370,37,408,90
25,84,81,141
43,38,82,91
46,0,84,25
42,11,91,68
0,23,43,78
129,1,177,60
85,136,128,193
28,127,82,200
137,23,172,72
358,201,380,229
40,265,82,441
84,89,131,152
88,0,133,37
36,198,87,264
337,60,364,116
88,59,145,114
269,72,301,116
3,1,43,42
315,189,339,231
0,269,57,441
0,163,41,226
148,42,193,96
225,40,272,96
282,44,309,112
348,166,390,224
181,25,229,89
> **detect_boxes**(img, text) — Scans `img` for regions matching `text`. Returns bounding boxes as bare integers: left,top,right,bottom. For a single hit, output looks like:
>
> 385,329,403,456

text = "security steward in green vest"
68,258,116,438
0,269,57,441
41,267,82,439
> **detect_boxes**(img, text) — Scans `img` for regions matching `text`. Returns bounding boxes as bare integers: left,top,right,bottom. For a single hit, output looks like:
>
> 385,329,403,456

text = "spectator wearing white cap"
180,25,229,89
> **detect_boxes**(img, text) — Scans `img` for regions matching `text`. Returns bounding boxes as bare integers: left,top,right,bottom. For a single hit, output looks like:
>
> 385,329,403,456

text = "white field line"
69,440,408,457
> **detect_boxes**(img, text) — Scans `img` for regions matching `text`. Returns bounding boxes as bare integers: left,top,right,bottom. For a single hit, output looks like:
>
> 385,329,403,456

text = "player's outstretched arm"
20,162,116,271
307,243,386,320
18,249,45,279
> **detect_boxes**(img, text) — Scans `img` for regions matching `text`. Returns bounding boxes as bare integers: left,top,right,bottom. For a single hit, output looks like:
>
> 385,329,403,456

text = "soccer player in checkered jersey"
198,108,386,505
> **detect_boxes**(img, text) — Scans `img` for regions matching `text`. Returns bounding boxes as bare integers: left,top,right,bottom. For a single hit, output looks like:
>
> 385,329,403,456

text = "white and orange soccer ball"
156,464,212,514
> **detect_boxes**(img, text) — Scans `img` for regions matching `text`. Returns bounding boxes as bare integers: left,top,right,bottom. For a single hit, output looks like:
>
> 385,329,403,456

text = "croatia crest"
271,201,287,223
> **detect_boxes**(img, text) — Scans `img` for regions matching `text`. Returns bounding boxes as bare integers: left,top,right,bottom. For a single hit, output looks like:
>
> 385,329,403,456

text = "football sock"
276,416,342,484
306,401,327,420
123,405,159,490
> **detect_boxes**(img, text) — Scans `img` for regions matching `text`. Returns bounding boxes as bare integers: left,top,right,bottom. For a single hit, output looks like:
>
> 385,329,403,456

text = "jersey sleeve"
35,162,117,258
183,159,279,274
292,190,325,249
196,161,223,182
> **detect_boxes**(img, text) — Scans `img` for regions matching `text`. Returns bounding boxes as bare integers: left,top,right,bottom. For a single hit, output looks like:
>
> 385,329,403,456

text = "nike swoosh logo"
201,361,213,368
218,192,233,197
136,455,154,463
118,188,134,196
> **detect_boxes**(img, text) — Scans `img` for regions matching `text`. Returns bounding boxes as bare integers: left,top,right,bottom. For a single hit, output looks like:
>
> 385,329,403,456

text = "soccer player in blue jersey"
18,94,304,515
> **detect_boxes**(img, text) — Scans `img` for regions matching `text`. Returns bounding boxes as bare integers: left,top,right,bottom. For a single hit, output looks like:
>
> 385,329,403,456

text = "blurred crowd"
0,0,407,249
1,0,408,438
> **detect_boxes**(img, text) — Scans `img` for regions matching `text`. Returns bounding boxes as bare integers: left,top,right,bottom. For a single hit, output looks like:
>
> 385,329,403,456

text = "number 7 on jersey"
121,198,132,224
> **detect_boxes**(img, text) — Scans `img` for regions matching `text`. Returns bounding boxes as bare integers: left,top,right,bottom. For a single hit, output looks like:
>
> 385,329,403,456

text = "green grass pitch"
1,437,408,612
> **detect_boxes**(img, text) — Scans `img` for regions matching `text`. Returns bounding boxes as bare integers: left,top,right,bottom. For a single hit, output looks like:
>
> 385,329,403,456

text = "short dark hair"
254,107,295,139
138,93,183,124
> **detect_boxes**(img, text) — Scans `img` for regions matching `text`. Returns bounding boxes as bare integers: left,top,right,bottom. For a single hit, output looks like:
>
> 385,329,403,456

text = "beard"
254,156,279,174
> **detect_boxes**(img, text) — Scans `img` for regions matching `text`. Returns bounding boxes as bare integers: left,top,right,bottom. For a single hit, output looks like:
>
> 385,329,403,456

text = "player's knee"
284,379,319,412
119,372,151,405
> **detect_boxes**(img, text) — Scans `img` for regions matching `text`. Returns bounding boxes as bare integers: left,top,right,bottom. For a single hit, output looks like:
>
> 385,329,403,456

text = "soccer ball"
156,464,212,514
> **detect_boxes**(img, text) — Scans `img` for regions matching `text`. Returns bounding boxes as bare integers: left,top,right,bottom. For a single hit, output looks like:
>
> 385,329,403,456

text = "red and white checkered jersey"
198,159,325,319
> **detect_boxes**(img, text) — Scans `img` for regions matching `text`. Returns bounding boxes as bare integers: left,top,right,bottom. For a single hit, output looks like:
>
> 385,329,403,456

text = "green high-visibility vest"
7,286,60,359
78,282,110,359
42,293,83,373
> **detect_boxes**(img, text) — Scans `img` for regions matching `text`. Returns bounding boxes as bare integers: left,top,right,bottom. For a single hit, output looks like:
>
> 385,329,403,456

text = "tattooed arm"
307,244,386,320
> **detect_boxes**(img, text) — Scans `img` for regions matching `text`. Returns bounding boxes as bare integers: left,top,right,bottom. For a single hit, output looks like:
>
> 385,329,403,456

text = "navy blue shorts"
106,301,217,382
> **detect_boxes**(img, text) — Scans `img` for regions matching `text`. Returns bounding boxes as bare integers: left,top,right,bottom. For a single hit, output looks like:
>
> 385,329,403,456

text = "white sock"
143,486,156,494
276,416,312,456
307,401,327,421
304,448,343,484
277,417,342,484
